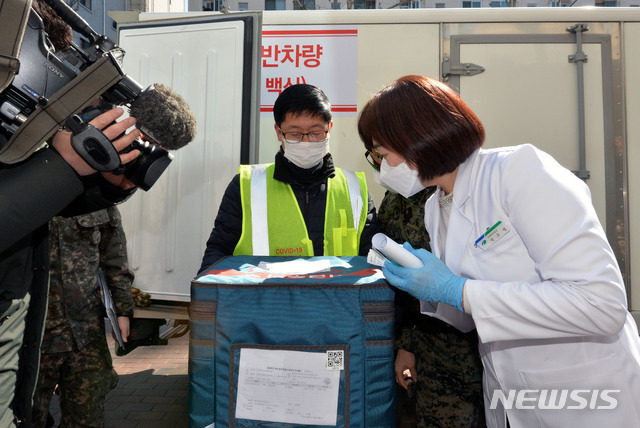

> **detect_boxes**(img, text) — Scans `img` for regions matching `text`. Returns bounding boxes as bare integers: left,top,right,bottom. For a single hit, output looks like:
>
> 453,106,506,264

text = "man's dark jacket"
0,148,133,425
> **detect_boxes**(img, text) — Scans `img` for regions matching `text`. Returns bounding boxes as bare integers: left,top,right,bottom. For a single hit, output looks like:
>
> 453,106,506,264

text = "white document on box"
257,259,332,275
235,348,340,425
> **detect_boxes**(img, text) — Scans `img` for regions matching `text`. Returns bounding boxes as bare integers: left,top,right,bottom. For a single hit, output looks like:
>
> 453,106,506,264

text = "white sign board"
260,25,358,116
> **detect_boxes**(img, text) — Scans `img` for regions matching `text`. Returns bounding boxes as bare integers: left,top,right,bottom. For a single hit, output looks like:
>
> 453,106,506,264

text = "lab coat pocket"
517,355,633,427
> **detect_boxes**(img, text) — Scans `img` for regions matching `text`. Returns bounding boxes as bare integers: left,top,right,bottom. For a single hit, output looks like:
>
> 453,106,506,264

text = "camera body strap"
0,53,124,164
0,0,32,93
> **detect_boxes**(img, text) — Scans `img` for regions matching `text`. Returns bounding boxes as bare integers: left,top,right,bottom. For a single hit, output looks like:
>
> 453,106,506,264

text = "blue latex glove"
382,243,467,312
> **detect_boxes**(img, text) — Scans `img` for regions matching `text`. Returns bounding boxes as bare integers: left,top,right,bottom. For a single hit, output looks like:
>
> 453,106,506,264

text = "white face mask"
283,139,330,169
378,158,426,198
373,169,397,193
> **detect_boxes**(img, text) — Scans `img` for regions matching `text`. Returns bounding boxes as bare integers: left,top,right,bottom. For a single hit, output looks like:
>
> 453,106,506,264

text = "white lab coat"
421,144,640,427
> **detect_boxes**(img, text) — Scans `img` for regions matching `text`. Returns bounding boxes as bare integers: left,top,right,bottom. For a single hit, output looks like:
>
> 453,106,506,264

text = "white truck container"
114,8,640,325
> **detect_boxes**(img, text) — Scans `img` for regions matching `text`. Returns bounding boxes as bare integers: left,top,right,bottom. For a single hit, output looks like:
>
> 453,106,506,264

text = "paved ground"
49,324,189,427
46,320,415,427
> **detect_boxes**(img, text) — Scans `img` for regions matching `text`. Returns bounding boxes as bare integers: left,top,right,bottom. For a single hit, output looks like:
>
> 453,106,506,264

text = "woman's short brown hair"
358,75,485,181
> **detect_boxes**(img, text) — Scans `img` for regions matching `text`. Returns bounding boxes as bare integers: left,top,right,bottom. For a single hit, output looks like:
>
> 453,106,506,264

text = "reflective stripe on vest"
343,168,363,233
234,164,367,257
249,164,269,255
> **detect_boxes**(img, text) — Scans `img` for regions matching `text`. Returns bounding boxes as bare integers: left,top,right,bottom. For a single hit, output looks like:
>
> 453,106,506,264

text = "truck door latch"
442,56,485,81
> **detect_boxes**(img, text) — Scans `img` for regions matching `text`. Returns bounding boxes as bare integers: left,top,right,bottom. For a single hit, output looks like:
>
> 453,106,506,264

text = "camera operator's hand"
52,108,141,189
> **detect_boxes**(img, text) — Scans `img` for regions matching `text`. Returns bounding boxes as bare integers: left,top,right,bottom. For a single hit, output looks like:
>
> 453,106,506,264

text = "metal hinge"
442,56,485,81
567,23,589,64
571,169,591,180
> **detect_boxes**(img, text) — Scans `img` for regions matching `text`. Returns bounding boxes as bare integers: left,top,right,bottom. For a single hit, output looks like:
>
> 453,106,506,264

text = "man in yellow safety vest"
198,84,379,273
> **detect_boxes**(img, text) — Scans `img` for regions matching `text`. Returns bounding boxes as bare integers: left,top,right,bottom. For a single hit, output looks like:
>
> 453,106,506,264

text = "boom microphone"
129,84,197,151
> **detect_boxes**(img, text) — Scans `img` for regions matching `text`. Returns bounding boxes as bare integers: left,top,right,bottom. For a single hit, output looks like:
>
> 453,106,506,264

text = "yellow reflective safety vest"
234,163,368,257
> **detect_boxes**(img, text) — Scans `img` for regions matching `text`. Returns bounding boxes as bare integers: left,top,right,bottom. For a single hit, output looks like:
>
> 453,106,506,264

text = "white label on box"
326,350,344,370
236,348,340,425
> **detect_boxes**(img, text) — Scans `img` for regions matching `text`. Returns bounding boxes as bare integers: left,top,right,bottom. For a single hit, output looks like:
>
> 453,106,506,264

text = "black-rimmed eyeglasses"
279,127,329,144
364,148,383,171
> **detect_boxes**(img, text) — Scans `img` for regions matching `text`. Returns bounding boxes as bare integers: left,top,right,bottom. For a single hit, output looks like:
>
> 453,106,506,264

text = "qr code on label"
326,350,344,370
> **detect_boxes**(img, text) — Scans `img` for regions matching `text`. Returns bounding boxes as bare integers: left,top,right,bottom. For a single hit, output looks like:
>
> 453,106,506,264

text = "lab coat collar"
451,148,481,209
428,149,481,274
425,149,481,259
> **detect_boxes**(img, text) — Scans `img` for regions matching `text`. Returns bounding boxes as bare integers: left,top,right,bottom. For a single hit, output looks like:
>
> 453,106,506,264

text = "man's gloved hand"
382,243,467,312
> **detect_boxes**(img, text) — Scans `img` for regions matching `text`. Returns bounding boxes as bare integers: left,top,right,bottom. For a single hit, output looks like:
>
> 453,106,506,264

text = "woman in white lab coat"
358,75,640,427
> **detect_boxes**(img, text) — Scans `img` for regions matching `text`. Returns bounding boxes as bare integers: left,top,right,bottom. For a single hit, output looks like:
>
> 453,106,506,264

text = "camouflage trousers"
31,334,118,427
412,362,485,428
405,325,486,428
0,294,30,428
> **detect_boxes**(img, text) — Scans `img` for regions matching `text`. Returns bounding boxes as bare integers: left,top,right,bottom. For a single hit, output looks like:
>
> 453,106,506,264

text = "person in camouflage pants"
31,206,135,427
377,187,486,428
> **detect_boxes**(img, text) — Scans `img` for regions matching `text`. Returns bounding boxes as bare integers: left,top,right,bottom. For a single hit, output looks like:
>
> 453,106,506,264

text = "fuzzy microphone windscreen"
129,84,197,150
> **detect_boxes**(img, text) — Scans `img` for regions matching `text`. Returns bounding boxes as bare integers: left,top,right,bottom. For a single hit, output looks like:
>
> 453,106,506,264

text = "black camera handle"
65,114,122,172
43,0,115,52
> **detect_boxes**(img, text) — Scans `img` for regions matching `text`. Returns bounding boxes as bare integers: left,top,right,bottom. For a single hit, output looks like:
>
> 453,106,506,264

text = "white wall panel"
118,20,247,299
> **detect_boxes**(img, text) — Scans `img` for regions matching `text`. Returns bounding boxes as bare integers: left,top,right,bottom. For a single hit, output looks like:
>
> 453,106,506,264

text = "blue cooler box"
189,255,396,428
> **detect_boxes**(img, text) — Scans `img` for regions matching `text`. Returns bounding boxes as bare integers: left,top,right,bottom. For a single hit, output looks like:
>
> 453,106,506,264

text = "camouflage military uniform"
31,206,135,427
378,188,486,428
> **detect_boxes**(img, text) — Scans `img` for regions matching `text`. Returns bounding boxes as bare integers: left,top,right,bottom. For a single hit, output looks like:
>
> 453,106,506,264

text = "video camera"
0,0,194,190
